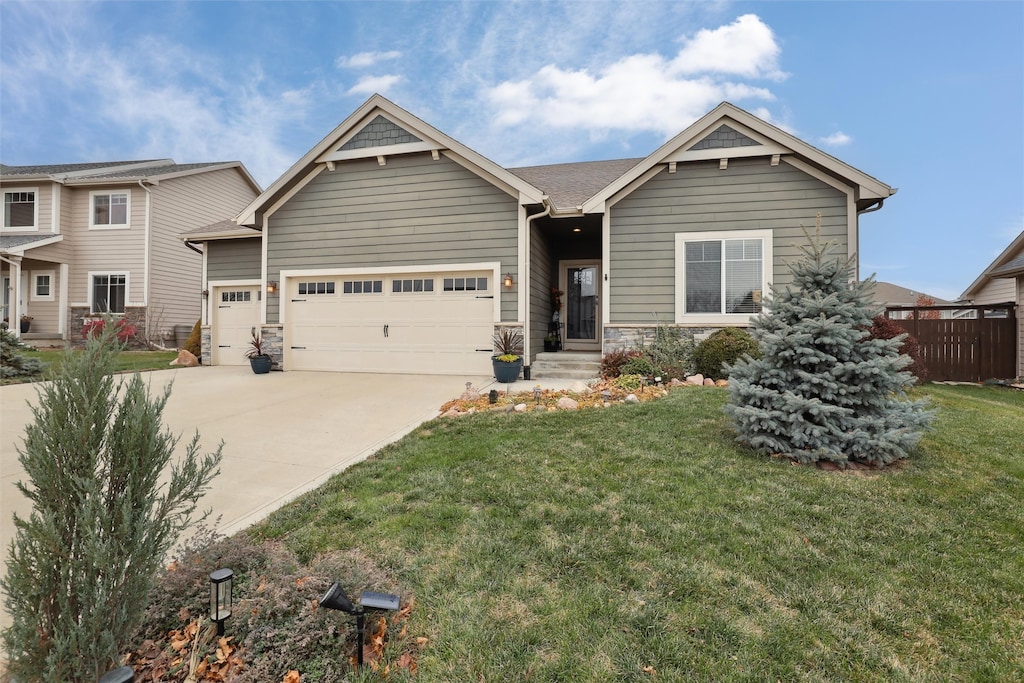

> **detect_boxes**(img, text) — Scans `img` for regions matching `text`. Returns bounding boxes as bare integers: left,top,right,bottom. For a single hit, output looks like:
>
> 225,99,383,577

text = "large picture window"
91,273,127,313
3,188,37,229
90,191,130,228
675,230,773,322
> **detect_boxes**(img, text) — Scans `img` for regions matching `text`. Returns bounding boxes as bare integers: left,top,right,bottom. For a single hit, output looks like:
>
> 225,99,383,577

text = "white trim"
58,263,69,335
668,143,790,163
30,270,55,302
2,186,39,231
604,164,665,211
781,156,858,271
264,165,325,220
88,189,132,230
87,271,130,314
201,246,209,326
674,229,774,325
318,141,440,163
517,205,527,324
260,214,269,324
51,183,61,234
141,182,152,305
558,259,602,351
602,211,611,327
0,235,63,255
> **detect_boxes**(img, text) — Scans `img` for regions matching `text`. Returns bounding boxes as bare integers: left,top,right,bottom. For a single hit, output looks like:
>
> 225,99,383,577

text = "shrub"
1,322,222,681
83,316,137,344
868,315,927,382
0,326,45,380
184,319,202,359
614,373,644,392
638,325,696,380
601,349,640,379
621,355,656,377
693,328,760,379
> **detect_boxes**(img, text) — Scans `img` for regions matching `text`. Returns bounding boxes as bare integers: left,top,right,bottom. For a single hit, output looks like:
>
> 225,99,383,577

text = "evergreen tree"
725,223,932,467
2,322,222,682
1,325,45,380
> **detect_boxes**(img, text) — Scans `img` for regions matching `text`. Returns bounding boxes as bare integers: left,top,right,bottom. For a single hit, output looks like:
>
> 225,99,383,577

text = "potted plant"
245,329,273,374
543,331,560,352
492,327,523,383
20,315,33,334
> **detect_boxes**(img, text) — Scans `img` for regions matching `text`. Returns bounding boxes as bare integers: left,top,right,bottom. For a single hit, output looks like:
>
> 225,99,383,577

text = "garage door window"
343,280,383,295
392,278,435,293
443,276,488,292
299,281,336,295
221,290,253,302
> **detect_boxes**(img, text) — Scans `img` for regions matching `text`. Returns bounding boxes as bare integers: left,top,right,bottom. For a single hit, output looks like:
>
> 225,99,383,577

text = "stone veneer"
200,326,212,365
602,325,736,354
256,325,284,370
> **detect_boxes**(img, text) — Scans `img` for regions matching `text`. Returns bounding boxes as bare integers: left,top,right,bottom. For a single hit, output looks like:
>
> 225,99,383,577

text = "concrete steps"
530,351,601,380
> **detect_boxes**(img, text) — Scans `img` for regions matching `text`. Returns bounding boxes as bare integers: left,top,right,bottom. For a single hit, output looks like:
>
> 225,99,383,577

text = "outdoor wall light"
320,582,400,673
209,567,234,636
503,273,514,288
98,666,134,683
572,227,582,233
266,280,278,295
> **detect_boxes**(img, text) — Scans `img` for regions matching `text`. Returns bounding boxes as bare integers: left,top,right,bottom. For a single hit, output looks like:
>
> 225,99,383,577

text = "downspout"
854,197,887,280
523,200,552,369
139,180,153,307
857,198,885,215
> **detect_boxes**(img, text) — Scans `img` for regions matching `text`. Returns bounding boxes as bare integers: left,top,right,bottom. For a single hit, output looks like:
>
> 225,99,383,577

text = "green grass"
4,349,179,383
249,385,1023,681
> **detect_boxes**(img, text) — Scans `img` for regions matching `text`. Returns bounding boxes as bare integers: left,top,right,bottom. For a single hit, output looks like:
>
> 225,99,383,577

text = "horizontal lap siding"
267,154,519,323
609,158,847,323
207,238,263,280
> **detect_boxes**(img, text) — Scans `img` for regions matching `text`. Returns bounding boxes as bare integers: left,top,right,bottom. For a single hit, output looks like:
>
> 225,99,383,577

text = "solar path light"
209,567,234,636
98,666,134,683
320,582,400,673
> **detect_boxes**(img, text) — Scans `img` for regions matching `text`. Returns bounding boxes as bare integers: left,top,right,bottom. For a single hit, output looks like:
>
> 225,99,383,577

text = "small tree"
725,223,933,467
2,321,222,681
0,325,45,380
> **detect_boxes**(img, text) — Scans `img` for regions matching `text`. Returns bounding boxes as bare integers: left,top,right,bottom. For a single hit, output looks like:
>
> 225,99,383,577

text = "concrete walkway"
0,365,593,634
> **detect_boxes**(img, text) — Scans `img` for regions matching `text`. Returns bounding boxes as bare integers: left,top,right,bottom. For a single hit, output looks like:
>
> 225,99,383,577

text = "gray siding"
340,116,421,150
528,222,553,363
207,237,263,280
266,153,520,323
609,157,848,323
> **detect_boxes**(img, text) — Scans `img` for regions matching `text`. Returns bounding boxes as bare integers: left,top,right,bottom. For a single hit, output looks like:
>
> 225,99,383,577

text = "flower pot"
492,356,522,383
249,355,273,374
543,340,558,352
20,320,31,333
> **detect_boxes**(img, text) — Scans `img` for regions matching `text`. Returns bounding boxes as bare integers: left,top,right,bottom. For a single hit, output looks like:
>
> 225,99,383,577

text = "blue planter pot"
249,356,273,374
492,357,522,383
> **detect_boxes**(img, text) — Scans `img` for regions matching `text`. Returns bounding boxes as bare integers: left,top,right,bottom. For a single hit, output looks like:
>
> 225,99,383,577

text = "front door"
559,261,601,351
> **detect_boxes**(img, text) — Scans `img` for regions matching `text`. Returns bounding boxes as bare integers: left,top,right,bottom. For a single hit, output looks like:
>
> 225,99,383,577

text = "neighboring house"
1,160,260,345
872,281,955,320
185,94,895,374
960,230,1024,379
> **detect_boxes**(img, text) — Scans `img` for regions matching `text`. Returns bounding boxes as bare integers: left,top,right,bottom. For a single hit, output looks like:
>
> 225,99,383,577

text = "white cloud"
484,14,782,140
347,74,402,96
820,131,852,147
336,50,402,69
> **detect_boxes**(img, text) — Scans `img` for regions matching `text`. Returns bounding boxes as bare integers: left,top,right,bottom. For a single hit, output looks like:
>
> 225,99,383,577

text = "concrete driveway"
1,365,487,632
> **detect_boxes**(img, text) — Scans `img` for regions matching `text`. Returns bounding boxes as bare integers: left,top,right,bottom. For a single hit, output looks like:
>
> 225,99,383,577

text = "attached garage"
282,266,497,375
211,284,261,365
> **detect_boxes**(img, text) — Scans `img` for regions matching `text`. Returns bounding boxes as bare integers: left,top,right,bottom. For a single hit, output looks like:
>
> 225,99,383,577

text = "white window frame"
674,229,773,325
89,190,131,230
88,271,129,314
3,187,39,231
31,270,55,302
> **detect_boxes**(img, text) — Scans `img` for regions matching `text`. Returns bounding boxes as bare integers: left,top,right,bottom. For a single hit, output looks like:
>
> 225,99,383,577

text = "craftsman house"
186,94,895,374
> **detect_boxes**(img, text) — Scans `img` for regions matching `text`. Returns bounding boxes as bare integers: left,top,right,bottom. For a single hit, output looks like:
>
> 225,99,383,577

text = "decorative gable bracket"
317,141,443,166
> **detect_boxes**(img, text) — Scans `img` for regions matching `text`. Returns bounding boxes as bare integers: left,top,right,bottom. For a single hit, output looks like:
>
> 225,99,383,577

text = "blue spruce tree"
725,223,932,467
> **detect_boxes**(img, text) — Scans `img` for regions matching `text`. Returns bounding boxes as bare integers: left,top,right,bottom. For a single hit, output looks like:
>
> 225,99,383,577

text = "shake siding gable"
207,238,262,280
149,168,259,333
265,153,520,323
608,157,847,323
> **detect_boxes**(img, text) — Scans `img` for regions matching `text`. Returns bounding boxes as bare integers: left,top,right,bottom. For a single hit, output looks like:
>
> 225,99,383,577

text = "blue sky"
1,1,1021,301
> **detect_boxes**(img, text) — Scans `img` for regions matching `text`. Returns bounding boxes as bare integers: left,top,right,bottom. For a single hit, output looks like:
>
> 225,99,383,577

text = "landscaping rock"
514,403,528,412
170,349,199,367
603,401,612,408
703,378,715,386
715,379,729,387
460,382,481,401
624,394,640,404
686,374,704,386
569,381,591,394
504,404,516,413
442,408,462,418
556,396,579,411
670,378,685,386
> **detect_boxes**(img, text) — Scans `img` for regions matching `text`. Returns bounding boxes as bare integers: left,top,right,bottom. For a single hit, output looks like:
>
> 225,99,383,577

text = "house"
1,160,260,345
186,94,895,374
960,230,1024,379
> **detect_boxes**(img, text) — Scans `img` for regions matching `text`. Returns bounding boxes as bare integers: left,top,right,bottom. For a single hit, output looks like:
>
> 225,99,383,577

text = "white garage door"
211,285,261,366
285,270,494,375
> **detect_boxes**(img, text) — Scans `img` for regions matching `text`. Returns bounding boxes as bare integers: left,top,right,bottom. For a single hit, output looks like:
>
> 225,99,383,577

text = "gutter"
858,198,886,215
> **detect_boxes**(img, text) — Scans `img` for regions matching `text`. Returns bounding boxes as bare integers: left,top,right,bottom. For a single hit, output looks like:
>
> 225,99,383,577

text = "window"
443,276,488,292
32,271,55,301
91,273,127,313
675,230,772,322
298,281,336,295
220,290,253,303
90,191,130,228
342,280,382,295
392,278,434,293
3,189,37,230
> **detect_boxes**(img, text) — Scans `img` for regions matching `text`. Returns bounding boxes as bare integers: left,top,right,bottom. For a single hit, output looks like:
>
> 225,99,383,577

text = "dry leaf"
282,670,301,683
397,651,418,673
415,636,429,648
295,576,312,587
642,664,657,675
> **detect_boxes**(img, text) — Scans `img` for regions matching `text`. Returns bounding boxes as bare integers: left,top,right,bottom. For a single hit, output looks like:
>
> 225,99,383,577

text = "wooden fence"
885,304,1018,382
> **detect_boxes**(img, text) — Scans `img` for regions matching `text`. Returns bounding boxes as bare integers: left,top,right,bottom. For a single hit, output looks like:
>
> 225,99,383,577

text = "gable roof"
580,102,896,213
0,159,261,191
871,281,952,307
508,158,643,214
181,219,261,242
961,230,1024,298
237,94,546,226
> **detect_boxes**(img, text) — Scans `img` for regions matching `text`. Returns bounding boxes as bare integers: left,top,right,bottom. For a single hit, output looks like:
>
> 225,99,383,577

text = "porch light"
572,227,582,233
266,281,278,295
503,273,514,288
320,582,400,673
209,568,234,636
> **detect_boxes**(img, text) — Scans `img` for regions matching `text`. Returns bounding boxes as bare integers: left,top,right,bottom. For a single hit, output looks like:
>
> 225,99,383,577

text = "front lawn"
2,349,179,384
150,384,1024,681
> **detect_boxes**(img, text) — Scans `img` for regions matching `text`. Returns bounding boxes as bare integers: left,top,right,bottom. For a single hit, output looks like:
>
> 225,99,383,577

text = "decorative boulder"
624,394,640,404
569,381,591,394
686,374,704,386
514,403,528,412
170,350,199,367
703,378,715,386
556,396,579,411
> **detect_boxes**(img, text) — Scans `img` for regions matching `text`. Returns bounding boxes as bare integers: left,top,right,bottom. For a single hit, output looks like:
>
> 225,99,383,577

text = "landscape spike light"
319,582,400,674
